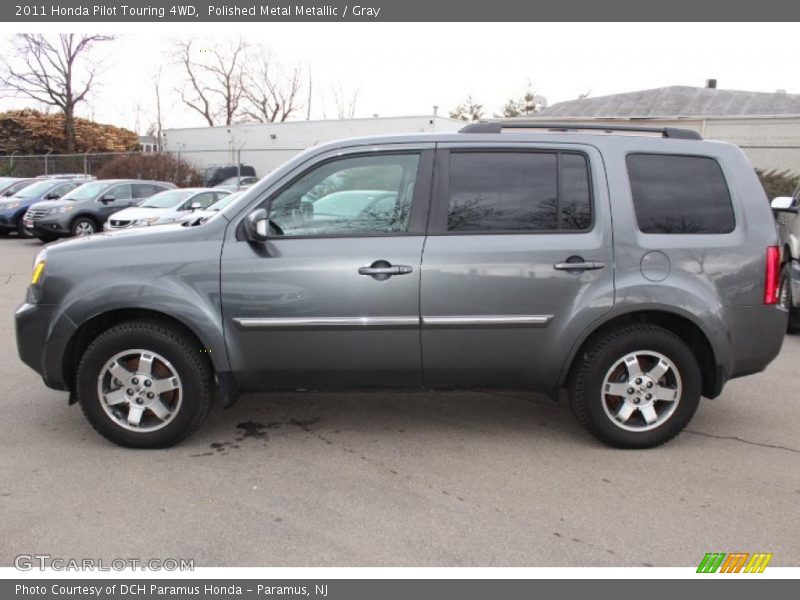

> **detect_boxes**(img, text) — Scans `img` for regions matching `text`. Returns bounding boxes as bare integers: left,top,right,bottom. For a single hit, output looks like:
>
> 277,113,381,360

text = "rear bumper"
15,302,77,390
724,304,787,380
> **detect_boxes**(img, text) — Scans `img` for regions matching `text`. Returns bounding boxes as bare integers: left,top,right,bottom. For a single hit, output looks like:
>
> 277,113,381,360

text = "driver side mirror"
44,192,61,200
100,195,116,204
771,196,798,213
243,208,269,242
190,201,203,212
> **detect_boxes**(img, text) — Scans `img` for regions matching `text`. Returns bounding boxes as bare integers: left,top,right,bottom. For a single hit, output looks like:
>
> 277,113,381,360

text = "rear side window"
105,184,132,200
447,152,591,232
627,154,735,234
134,184,167,198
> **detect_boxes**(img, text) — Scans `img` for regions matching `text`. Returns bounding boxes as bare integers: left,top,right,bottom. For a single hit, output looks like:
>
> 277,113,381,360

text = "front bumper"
16,302,77,391
0,210,23,231
27,215,71,237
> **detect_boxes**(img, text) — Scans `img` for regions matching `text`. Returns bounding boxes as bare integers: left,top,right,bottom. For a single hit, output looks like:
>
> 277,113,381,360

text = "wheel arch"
62,307,224,398
560,309,722,399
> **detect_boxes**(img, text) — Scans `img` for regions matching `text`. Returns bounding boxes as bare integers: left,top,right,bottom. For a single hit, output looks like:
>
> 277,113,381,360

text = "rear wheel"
779,263,800,334
76,321,214,448
569,324,701,448
71,217,97,237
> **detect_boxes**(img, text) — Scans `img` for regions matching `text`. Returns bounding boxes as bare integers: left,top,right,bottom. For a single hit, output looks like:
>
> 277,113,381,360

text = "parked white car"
103,188,229,231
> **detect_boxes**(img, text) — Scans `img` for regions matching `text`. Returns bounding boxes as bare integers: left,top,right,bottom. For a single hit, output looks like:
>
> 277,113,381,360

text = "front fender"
57,278,230,374
37,229,229,384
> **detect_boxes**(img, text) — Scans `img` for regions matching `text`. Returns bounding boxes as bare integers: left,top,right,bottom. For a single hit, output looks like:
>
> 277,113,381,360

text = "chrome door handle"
358,261,413,281
358,266,412,275
553,261,605,271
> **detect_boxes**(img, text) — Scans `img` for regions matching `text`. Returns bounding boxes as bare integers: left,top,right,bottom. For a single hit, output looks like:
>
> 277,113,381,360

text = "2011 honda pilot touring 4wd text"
15,123,787,449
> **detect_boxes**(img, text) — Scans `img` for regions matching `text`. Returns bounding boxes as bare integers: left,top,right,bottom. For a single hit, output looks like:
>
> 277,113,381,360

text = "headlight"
133,217,159,226
31,250,47,285
3,201,20,209
50,205,74,214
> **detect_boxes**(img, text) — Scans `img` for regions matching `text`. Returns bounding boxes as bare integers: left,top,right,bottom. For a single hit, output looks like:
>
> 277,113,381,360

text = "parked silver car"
104,188,229,231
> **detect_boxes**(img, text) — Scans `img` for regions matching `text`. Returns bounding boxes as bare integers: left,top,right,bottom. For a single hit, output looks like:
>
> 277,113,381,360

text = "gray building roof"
538,86,800,118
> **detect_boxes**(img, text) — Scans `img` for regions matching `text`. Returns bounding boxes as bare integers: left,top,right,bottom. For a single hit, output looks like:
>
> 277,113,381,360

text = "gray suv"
15,123,787,449
23,179,175,241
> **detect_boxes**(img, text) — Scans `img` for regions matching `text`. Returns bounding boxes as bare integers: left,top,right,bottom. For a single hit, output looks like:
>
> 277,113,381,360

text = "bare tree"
153,67,163,150
175,38,247,126
0,33,114,153
332,83,360,119
241,47,306,123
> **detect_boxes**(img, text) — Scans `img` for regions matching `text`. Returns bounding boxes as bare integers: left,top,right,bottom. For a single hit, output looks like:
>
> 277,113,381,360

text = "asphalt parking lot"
0,234,798,568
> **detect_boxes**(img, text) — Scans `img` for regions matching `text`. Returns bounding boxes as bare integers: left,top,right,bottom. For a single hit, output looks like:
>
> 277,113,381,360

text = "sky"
1,22,799,134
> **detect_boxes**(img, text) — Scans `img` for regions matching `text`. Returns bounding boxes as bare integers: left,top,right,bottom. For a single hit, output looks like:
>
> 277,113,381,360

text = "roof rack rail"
458,121,702,140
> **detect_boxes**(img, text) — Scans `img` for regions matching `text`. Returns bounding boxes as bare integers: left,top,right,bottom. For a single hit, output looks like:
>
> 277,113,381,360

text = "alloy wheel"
96,349,182,432
601,350,682,432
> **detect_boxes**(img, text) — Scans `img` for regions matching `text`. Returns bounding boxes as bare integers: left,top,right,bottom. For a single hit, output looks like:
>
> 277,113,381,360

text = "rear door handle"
554,261,606,271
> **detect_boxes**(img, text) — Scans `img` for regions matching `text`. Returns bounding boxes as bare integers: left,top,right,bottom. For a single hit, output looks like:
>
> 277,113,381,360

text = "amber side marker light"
31,261,46,285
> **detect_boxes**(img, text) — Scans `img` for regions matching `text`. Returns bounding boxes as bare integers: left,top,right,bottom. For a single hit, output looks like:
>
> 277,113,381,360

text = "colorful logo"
697,552,773,573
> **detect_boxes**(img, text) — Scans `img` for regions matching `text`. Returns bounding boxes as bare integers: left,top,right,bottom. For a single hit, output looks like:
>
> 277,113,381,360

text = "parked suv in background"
0,178,80,237
23,179,175,241
15,123,786,449
104,188,229,231
771,190,800,332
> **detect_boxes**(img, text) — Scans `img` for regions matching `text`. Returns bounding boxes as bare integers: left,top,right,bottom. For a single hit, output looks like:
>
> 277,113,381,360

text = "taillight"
764,246,780,305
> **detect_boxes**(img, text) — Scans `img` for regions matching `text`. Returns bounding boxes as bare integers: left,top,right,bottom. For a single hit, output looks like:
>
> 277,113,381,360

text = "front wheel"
71,217,97,237
16,218,31,238
76,321,214,448
569,324,701,449
779,263,800,334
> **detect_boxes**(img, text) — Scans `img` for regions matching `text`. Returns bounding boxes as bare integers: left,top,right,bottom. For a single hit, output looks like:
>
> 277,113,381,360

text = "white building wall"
522,115,800,174
163,116,463,176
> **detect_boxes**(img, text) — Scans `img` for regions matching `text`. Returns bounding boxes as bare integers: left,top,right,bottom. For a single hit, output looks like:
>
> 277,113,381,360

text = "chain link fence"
739,146,800,176
3,143,800,189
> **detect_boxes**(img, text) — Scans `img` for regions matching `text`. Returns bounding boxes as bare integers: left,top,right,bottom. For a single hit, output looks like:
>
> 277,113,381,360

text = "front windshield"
208,192,239,211
14,180,60,199
139,190,193,209
2,180,35,197
61,181,113,201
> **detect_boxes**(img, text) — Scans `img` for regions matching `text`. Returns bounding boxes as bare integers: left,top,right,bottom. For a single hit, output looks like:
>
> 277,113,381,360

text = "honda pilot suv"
15,123,787,448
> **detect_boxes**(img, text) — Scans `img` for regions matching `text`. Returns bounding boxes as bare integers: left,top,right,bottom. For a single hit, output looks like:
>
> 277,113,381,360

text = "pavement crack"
685,430,800,454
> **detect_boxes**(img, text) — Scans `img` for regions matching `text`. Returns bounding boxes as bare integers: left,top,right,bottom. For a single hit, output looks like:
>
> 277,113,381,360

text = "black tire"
16,218,30,238
779,264,800,334
70,216,97,237
76,320,214,448
569,324,701,449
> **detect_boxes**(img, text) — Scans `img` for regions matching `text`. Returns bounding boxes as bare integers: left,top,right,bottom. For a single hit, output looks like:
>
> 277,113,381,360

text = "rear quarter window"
626,154,735,234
